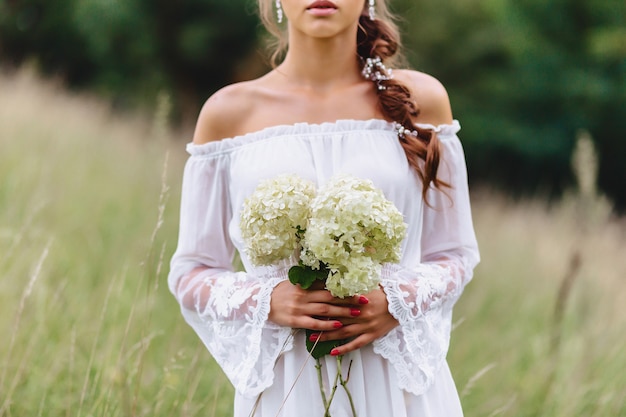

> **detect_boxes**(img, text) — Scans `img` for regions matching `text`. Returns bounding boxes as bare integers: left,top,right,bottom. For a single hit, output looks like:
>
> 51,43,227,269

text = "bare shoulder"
393,69,454,126
192,80,258,144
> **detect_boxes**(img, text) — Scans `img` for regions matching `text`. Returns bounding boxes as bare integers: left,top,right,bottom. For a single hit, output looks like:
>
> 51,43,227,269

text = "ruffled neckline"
187,119,460,156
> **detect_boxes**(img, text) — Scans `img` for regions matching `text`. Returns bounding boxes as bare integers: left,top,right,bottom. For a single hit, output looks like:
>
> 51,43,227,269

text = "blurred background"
0,0,625,416
1,0,625,207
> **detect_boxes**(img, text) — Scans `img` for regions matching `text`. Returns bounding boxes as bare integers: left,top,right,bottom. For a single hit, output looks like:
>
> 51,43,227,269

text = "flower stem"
338,357,357,417
324,359,342,416
312,339,357,417
315,358,329,413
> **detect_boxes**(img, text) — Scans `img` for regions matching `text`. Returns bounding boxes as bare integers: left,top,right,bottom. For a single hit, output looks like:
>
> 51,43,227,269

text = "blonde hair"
257,0,405,67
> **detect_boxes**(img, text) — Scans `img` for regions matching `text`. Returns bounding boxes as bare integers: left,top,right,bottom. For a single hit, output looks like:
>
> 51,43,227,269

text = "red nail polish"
330,348,340,356
358,295,369,305
309,333,320,342
350,308,361,317
333,321,343,329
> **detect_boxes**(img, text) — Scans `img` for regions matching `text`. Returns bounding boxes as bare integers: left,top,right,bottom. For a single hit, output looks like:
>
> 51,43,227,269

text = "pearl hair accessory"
393,122,419,139
362,58,416,141
361,56,393,90
369,0,376,20
276,0,283,23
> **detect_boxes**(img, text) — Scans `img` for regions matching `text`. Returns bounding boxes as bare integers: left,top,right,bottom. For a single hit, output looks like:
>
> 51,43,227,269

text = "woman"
168,0,480,416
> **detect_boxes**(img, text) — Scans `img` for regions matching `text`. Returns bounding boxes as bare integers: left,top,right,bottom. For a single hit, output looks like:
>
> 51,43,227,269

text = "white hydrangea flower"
325,257,383,298
240,174,316,266
302,174,407,297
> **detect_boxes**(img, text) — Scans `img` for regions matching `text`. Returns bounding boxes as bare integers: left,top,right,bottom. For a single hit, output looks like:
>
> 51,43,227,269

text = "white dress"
168,119,480,417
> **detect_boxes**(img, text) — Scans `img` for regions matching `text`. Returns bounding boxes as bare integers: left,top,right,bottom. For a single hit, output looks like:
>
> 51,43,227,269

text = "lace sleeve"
373,131,480,395
168,152,292,398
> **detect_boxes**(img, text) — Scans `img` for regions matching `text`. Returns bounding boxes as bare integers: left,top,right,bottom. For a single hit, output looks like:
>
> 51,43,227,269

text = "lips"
306,1,338,10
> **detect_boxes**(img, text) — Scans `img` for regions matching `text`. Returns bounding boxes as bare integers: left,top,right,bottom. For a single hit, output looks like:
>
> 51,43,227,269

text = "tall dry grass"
0,67,624,416
0,67,232,417
452,133,626,417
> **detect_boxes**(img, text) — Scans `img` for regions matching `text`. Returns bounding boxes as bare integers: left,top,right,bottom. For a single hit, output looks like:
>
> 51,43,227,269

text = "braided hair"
357,15,448,200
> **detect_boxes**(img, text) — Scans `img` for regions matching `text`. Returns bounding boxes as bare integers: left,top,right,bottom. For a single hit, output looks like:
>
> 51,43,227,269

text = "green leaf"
288,264,327,289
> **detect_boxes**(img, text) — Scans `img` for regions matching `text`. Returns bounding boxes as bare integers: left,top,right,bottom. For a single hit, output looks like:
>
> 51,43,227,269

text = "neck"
277,27,362,91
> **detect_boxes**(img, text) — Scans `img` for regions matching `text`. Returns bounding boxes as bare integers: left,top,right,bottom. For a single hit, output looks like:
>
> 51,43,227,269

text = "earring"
368,0,376,20
276,0,283,24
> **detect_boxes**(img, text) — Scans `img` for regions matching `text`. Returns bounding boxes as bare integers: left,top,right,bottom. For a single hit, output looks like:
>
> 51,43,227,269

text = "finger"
330,334,374,356
355,295,370,305
308,303,359,319
326,294,368,306
303,289,341,303
310,323,365,342
304,290,366,306
299,316,345,332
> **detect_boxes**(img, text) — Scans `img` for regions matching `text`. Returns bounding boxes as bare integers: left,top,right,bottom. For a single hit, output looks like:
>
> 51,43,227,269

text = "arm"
312,74,475,358
379,70,478,318
169,135,361,396
381,129,480,320
170,147,305,399
371,127,479,395
298,137,478,396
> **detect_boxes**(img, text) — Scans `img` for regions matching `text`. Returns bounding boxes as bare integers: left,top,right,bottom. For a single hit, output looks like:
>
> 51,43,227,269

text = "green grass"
450,194,626,417
1,68,625,416
0,68,233,417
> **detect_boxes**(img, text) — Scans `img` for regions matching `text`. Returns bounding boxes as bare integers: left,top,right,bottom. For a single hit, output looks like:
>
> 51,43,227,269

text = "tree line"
1,0,624,209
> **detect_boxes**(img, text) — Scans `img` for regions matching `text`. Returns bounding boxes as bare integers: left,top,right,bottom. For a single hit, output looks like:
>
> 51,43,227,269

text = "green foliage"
395,0,626,208
0,0,95,84
0,0,624,205
288,262,328,290
0,70,234,416
0,0,260,122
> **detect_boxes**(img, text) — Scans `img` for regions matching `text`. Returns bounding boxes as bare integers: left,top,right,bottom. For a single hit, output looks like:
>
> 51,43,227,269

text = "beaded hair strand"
356,14,449,200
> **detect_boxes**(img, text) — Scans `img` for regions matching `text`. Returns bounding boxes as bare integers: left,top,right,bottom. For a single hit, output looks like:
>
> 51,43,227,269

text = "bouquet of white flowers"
239,174,316,266
299,174,406,297
240,173,407,417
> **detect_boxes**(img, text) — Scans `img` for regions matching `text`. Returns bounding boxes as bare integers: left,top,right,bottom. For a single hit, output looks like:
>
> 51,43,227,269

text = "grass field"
1,68,624,417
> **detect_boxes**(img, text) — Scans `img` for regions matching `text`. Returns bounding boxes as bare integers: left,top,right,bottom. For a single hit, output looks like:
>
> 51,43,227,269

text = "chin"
298,21,355,39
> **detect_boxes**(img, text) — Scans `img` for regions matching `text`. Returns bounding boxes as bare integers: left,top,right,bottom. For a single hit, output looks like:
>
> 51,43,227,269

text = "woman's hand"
308,287,399,356
268,280,367,333
269,281,399,355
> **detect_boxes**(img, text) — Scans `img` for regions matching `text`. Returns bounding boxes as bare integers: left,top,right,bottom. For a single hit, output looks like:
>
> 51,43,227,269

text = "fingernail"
333,321,343,329
330,348,340,356
309,333,320,342
350,308,361,317
358,295,369,305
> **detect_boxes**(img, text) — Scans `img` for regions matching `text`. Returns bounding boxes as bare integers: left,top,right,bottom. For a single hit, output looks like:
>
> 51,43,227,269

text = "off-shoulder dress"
168,119,480,417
